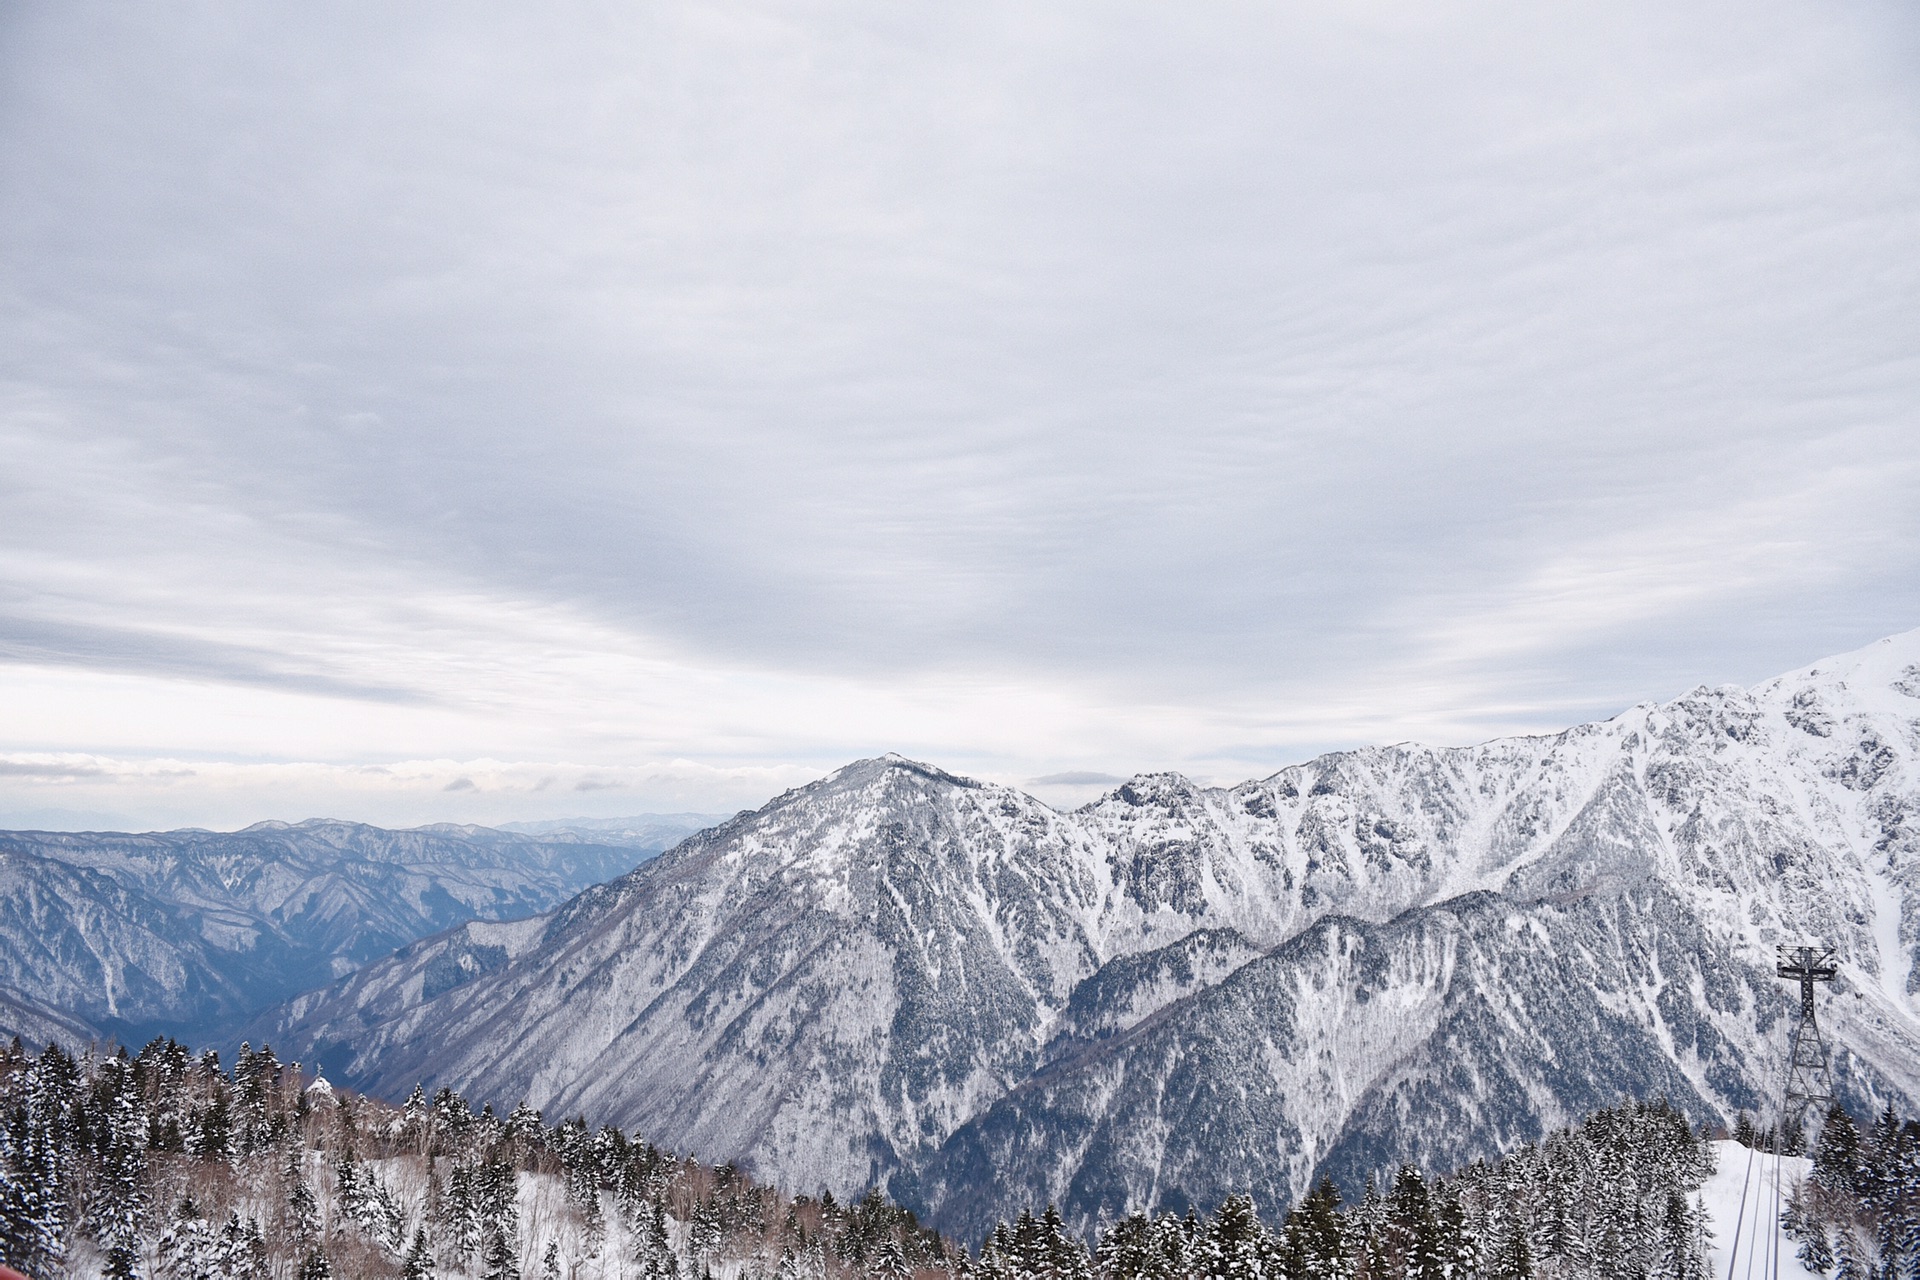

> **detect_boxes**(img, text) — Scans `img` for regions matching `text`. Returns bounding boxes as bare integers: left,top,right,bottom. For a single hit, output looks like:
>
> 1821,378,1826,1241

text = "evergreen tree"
402,1083,430,1153
508,1099,543,1137
1434,1181,1473,1279
1831,1226,1868,1280
217,1210,270,1279
1151,1210,1198,1279
978,1220,1017,1280
568,1136,607,1250
91,1054,151,1261
102,1238,139,1278
1790,1197,1834,1277
1489,1216,1532,1280
1094,1213,1150,1279
1281,1176,1346,1280
403,1227,435,1280
1008,1207,1045,1278
1655,1189,1703,1280
1203,1193,1264,1280
482,1158,523,1276
691,1192,725,1268
636,1195,679,1280
444,1162,482,1265
1040,1203,1093,1280
1386,1164,1446,1280
193,1086,232,1159
1,1044,78,1275
1814,1105,1862,1199
873,1233,913,1280
286,1149,320,1244
157,1196,218,1279
777,1237,825,1280
232,1041,280,1155
485,1227,523,1280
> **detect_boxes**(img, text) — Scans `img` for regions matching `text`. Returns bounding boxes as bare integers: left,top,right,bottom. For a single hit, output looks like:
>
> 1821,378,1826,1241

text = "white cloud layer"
0,751,808,832
2,1,1917,826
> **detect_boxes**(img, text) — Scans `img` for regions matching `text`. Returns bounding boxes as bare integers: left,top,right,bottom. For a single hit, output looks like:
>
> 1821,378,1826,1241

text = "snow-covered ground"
1701,1139,1819,1280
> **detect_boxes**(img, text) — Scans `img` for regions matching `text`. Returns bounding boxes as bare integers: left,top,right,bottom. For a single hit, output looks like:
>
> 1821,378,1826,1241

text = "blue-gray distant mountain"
262,632,1920,1239
0,815,715,1046
496,814,730,849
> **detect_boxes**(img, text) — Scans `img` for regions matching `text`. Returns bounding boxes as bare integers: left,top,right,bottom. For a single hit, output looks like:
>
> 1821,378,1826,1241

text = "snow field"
1700,1140,1819,1280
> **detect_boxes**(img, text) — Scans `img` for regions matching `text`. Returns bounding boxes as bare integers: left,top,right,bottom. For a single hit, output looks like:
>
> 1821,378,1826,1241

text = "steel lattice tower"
1776,943,1838,1145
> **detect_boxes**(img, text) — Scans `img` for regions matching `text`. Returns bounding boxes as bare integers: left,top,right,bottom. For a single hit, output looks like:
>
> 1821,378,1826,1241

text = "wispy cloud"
0,753,815,830
0,613,431,703
1032,772,1127,787
1,1,1916,826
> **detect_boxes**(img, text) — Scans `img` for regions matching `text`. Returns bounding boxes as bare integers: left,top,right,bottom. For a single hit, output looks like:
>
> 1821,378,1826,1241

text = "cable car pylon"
1776,942,1838,1148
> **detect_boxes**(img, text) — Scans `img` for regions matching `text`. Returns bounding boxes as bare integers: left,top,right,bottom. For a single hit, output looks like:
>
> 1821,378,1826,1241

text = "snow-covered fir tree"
975,1098,1724,1280
1781,1102,1920,1277
0,1036,958,1277
1,1033,1882,1280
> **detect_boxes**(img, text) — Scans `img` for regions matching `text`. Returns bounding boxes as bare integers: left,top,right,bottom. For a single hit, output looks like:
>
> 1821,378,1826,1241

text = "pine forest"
1,1034,1857,1280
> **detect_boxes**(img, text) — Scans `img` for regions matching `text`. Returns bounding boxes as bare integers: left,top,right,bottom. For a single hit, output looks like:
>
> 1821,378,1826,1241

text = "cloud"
0,613,430,704
0,753,820,830
0,760,107,779
0,0,1916,822
1031,772,1127,787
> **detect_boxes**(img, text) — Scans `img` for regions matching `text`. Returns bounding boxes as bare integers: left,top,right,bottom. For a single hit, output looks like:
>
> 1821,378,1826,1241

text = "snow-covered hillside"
0,819,688,1044
263,630,1920,1238
1700,1141,1820,1280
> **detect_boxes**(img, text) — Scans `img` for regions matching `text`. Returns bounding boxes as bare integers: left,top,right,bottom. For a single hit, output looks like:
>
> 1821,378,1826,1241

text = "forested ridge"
1781,1102,1920,1276
0,1037,955,1279
0,1035,1761,1278
1019,1099,1717,1280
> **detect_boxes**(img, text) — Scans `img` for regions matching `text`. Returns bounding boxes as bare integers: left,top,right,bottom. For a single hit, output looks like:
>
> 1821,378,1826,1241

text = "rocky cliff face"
262,631,1920,1237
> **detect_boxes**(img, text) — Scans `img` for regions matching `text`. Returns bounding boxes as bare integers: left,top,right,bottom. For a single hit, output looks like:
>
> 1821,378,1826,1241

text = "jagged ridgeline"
258,630,1920,1242
0,1034,1739,1279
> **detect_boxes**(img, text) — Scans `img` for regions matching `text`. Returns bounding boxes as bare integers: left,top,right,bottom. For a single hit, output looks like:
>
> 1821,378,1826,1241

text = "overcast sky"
3,0,1918,829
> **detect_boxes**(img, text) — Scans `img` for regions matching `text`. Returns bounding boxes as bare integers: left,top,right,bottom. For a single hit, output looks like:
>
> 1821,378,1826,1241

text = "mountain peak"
1103,771,1206,808
256,630,1920,1239
1753,625,1920,712
820,754,984,792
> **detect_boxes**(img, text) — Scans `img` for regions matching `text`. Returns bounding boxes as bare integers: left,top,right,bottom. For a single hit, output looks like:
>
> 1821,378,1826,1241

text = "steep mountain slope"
0,960,107,1048
905,884,1805,1242
0,843,257,1036
0,818,695,1042
262,631,1920,1236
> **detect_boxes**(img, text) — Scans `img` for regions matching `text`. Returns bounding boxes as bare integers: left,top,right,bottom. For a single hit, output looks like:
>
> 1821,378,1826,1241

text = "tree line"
0,1037,954,1278
1781,1101,1920,1277
984,1098,1717,1280
0,1036,1748,1278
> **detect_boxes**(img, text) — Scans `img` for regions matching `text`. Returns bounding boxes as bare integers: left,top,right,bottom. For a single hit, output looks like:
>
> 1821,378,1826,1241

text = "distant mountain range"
497,813,733,847
254,630,1920,1240
0,813,718,1046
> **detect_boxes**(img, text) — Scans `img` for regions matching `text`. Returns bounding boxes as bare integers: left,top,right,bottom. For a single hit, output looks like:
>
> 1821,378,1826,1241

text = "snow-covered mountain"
260,632,1920,1238
496,813,729,849
0,818,696,1045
